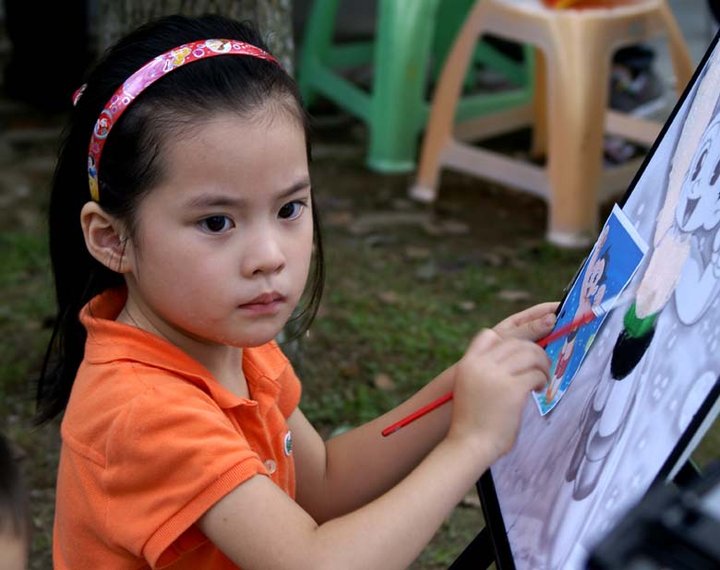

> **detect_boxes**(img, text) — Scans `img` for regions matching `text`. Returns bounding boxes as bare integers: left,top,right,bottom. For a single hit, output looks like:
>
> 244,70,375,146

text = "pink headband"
86,38,278,201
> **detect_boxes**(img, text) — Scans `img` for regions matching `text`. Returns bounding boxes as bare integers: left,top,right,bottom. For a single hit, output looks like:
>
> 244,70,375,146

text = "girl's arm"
293,300,558,522
199,331,550,570
291,367,455,522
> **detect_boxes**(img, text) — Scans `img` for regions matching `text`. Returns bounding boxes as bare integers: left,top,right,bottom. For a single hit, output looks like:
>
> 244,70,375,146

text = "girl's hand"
448,329,550,460
493,301,559,342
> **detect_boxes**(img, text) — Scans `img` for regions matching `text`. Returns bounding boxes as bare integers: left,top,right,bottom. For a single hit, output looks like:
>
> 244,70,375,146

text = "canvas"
479,33,720,570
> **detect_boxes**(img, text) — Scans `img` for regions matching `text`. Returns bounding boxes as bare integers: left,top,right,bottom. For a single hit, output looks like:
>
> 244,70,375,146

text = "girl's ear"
80,202,133,273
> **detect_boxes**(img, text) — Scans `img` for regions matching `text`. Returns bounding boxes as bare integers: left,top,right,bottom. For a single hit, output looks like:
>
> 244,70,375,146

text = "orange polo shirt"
53,288,301,569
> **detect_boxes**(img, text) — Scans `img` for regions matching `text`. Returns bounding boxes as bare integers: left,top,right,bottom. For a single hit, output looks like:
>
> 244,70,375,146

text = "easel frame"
462,28,720,570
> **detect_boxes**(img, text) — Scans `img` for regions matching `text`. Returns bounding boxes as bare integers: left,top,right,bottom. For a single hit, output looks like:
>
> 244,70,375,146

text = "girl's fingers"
516,368,551,392
507,301,559,325
515,313,557,342
482,340,549,393
462,336,551,397
519,301,560,321
495,302,559,341
491,341,551,380
467,328,503,353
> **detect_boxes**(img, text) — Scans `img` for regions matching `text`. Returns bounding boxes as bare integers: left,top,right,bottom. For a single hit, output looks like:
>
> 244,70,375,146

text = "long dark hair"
37,14,324,424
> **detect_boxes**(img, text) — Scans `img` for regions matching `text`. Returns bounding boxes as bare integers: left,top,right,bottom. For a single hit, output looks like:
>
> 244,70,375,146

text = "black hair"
37,14,324,424
0,433,29,542
596,249,611,288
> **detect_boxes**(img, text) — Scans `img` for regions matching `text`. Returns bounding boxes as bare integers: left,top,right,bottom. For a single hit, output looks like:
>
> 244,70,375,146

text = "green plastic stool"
298,0,535,173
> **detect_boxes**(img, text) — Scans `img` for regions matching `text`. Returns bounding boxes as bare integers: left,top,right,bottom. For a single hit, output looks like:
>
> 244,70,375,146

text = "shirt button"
264,459,277,474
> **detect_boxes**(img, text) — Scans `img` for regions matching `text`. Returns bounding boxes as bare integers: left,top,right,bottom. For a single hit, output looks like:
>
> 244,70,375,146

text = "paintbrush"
381,290,632,437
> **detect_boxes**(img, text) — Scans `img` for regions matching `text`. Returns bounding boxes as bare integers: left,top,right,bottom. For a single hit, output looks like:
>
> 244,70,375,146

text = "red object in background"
542,0,640,8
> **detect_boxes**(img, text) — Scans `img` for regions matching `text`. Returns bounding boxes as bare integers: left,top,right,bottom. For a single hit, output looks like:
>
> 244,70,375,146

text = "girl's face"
122,108,313,350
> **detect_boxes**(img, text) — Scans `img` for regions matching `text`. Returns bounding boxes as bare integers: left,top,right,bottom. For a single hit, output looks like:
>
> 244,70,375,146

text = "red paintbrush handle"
382,310,597,436
381,391,454,437
535,311,594,348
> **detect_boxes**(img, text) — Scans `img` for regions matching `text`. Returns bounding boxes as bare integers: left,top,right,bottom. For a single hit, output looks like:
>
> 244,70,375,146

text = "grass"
1,112,718,569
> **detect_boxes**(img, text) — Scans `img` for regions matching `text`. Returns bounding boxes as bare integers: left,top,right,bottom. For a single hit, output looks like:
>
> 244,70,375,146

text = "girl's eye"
199,215,234,233
278,201,305,221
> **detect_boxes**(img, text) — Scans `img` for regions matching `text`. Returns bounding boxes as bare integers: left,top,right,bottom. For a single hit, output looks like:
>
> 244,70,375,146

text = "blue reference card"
533,205,648,415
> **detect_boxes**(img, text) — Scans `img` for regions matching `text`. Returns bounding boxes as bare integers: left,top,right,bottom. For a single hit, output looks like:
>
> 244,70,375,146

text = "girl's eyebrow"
279,177,312,198
184,177,312,209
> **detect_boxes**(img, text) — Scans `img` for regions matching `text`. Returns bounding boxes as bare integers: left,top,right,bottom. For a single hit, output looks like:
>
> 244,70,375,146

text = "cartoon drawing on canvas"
489,45,720,570
540,50,720,569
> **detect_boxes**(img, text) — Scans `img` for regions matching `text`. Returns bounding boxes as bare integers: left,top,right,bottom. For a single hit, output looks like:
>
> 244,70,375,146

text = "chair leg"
530,48,548,160
410,0,489,201
431,0,477,79
297,0,340,107
545,21,611,246
368,0,442,173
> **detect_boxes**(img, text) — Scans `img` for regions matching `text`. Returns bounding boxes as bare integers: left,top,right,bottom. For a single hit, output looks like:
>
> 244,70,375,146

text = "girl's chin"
179,315,290,348
218,327,286,348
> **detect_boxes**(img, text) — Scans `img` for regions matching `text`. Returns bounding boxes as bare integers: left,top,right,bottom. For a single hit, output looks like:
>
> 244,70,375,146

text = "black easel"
448,526,494,569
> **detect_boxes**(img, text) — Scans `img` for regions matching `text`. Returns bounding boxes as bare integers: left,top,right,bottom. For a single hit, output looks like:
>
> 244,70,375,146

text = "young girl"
39,14,557,569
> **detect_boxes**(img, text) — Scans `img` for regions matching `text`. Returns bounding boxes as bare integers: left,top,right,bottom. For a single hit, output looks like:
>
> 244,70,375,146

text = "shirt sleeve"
103,378,266,566
263,341,302,417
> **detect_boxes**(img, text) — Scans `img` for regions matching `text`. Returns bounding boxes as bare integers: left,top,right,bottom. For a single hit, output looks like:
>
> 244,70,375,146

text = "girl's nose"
241,230,286,277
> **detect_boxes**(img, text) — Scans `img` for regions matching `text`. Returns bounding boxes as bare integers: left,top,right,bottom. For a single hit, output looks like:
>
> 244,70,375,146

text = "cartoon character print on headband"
88,156,98,201
205,39,233,54
121,45,192,99
94,112,112,140
86,39,281,202
168,46,192,71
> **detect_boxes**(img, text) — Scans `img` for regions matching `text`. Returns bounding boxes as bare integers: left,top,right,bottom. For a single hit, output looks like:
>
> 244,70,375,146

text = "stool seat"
410,0,693,246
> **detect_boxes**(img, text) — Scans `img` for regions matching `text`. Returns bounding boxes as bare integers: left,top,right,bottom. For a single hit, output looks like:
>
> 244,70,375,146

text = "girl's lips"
238,292,286,314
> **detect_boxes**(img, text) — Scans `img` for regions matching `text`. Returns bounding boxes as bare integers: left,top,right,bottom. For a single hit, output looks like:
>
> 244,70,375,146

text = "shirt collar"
80,288,283,409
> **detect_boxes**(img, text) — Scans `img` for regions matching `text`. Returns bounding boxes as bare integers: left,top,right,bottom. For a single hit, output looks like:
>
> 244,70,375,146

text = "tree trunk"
96,0,295,75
